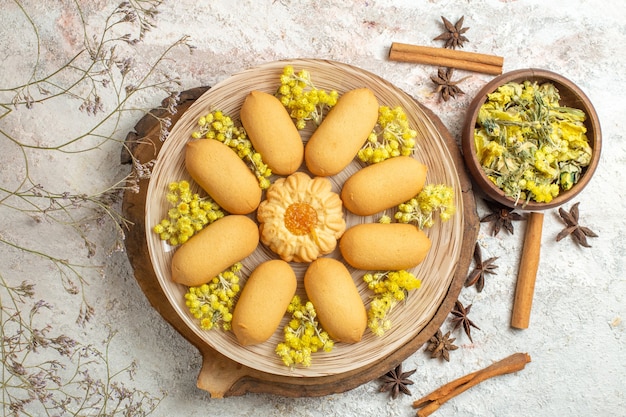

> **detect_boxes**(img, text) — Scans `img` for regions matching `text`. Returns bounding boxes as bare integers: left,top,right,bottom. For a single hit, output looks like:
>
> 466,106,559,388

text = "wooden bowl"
461,68,601,210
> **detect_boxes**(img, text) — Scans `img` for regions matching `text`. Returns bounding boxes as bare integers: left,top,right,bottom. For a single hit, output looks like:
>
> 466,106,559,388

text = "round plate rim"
144,58,465,377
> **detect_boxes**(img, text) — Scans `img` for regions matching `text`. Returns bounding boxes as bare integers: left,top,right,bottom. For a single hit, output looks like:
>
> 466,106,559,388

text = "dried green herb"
474,81,592,204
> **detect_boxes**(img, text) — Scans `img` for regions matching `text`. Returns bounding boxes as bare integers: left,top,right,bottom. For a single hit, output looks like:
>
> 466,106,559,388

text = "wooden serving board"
121,86,479,398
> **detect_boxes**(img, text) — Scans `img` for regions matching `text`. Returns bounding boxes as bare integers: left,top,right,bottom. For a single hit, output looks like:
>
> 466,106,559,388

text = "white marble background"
1,1,624,416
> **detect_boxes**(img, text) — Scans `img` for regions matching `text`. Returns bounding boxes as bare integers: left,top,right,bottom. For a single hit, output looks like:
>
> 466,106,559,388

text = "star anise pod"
450,301,480,343
426,329,458,361
379,363,416,399
433,16,470,49
480,199,526,236
431,67,469,101
556,202,598,247
465,242,498,292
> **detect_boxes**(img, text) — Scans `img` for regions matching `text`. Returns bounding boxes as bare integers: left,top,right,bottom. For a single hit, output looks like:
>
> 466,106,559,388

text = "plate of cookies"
145,59,465,378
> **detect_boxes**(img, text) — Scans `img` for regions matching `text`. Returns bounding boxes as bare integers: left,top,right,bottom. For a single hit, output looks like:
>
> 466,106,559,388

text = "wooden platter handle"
511,211,543,329
196,347,255,398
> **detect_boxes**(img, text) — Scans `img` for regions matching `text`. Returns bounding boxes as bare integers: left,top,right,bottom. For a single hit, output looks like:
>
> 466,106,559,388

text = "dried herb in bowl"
473,80,593,204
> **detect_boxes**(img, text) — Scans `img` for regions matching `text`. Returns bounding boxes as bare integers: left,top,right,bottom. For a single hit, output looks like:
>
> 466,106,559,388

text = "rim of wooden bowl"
461,68,602,210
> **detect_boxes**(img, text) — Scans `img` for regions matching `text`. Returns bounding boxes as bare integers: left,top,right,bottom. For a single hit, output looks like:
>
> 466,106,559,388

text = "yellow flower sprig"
184,263,243,331
363,270,421,336
153,180,224,245
276,295,334,368
276,65,339,129
395,184,456,229
358,106,418,164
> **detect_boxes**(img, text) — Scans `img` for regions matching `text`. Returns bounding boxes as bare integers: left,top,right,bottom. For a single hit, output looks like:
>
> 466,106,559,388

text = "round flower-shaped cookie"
257,172,346,262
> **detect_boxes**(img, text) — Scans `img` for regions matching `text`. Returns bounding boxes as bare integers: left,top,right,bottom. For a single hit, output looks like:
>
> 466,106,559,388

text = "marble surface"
1,1,624,416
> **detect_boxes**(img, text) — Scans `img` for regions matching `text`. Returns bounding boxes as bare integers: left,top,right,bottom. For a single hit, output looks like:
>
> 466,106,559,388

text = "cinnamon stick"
511,212,544,329
413,352,531,417
389,43,504,75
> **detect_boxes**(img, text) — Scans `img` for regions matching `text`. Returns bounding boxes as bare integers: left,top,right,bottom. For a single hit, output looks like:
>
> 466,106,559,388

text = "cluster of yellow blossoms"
276,65,339,129
394,184,456,229
275,295,334,368
358,106,418,164
153,181,224,245
363,270,421,336
184,263,243,331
